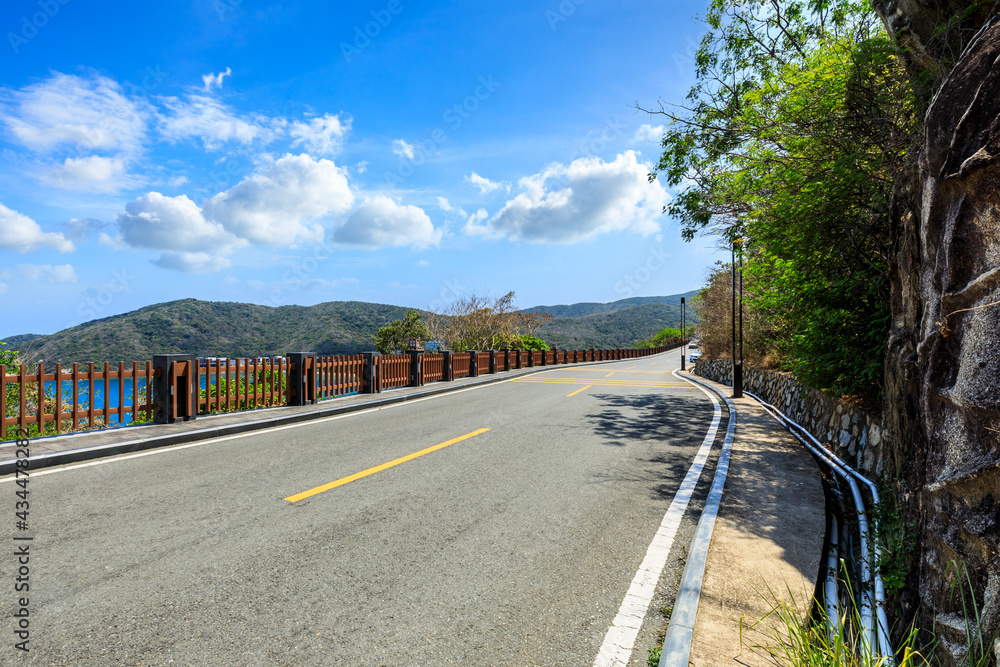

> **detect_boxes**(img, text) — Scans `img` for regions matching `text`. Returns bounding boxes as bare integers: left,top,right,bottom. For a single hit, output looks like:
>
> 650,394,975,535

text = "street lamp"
680,297,686,371
731,237,744,398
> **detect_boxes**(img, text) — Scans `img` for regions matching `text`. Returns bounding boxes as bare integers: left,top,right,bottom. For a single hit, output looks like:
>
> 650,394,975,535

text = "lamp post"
680,297,686,371
731,237,744,398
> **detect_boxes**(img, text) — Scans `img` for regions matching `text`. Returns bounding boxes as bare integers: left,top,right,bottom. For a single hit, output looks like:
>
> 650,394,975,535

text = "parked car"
688,347,701,364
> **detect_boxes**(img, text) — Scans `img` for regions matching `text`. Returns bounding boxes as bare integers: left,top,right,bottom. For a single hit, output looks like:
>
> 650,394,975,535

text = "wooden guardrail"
1,344,680,439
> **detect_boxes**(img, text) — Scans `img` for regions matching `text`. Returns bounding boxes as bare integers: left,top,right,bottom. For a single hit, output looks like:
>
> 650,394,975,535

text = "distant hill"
2,299,415,365
524,291,699,318
539,302,697,350
1,292,701,364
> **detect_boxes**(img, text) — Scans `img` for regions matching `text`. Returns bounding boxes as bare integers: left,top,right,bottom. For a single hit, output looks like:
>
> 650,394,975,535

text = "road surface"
3,348,727,666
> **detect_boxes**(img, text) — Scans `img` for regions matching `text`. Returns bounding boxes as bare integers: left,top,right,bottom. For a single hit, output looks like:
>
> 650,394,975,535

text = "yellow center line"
605,372,616,377
566,385,592,397
284,428,491,502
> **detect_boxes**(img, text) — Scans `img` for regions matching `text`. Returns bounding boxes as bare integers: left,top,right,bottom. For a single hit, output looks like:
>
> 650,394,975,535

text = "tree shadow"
584,391,724,502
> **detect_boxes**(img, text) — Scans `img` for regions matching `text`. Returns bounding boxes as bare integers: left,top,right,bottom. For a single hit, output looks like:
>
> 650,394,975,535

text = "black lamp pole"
732,239,743,398
680,297,686,371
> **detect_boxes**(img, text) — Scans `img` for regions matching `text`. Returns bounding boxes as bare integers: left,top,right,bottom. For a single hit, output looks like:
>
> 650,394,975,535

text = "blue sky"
0,0,723,338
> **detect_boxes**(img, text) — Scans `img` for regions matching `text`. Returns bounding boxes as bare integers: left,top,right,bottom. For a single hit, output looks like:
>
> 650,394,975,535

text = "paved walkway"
684,372,826,666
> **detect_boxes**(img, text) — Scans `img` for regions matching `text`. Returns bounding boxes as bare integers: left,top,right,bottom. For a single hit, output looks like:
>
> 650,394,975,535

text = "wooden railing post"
152,354,196,424
442,351,453,381
469,351,478,378
286,353,317,406
489,350,497,374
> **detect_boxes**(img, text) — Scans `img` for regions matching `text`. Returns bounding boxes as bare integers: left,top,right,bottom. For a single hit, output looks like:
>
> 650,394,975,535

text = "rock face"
877,7,1000,664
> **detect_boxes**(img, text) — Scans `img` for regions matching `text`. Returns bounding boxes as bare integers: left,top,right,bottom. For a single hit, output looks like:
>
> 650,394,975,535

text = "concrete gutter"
0,353,659,476
659,370,737,666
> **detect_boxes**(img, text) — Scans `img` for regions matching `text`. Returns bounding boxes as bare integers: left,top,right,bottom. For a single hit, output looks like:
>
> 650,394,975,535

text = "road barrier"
1,344,679,437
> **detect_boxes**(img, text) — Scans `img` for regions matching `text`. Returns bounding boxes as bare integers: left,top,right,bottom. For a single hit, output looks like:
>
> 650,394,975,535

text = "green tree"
644,0,916,402
371,310,430,354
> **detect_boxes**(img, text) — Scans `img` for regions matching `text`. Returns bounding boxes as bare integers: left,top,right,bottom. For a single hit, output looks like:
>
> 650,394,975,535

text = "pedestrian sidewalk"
683,372,826,666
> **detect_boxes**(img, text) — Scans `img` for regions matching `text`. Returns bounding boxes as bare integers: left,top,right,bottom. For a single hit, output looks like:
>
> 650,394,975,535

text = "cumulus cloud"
1,264,77,283
202,67,232,91
467,151,668,243
290,113,351,155
153,251,232,273
62,218,107,241
465,171,508,194
0,203,74,253
0,72,149,154
158,93,275,149
634,124,665,142
204,153,353,245
334,195,440,249
391,139,415,159
115,192,243,254
41,155,133,193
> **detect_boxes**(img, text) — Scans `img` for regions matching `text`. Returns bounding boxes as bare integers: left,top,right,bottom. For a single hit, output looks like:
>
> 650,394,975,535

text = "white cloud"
153,251,232,273
334,195,440,249
115,192,243,253
469,151,668,243
204,153,353,246
158,93,274,149
0,203,74,253
290,113,351,155
0,72,149,155
436,196,467,218
62,218,107,241
417,259,429,267
202,67,232,91
356,161,368,174
392,139,415,159
634,124,665,143
41,155,132,193
463,208,489,236
1,264,77,283
168,176,189,187
465,171,508,194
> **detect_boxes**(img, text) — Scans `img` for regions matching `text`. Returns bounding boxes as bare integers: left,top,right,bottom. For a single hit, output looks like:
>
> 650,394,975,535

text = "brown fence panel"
452,353,471,379
421,354,445,383
378,354,410,391
315,354,363,399
476,352,490,374
2,361,157,440
195,357,289,416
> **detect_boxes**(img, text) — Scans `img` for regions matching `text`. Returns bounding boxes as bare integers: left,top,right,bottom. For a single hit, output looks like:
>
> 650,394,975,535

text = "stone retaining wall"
695,359,886,478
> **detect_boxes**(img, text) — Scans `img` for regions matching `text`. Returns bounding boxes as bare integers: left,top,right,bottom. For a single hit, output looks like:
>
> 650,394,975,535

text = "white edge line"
657,371,737,667
593,364,722,667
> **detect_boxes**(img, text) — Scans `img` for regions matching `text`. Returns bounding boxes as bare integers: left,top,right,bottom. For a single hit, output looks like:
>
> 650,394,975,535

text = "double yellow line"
284,428,490,502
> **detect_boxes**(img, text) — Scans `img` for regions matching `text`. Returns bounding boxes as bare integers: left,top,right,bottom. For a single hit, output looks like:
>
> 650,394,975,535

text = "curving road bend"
6,347,728,666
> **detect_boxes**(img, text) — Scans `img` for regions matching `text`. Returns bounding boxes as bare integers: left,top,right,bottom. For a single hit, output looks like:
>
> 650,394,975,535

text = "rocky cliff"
875,2,1000,663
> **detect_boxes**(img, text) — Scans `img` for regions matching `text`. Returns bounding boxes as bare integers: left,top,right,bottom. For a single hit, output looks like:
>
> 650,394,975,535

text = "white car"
688,347,701,363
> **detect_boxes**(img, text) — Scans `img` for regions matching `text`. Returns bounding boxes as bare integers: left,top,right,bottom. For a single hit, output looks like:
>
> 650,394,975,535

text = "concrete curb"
659,370,737,667
0,353,665,476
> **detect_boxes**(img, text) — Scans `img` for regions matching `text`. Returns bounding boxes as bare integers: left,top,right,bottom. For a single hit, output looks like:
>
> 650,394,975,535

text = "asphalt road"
2,348,726,666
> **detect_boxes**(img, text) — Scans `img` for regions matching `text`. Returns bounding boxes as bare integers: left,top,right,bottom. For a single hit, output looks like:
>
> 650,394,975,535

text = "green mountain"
1,293,700,364
2,299,415,365
523,291,699,318
539,302,697,350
